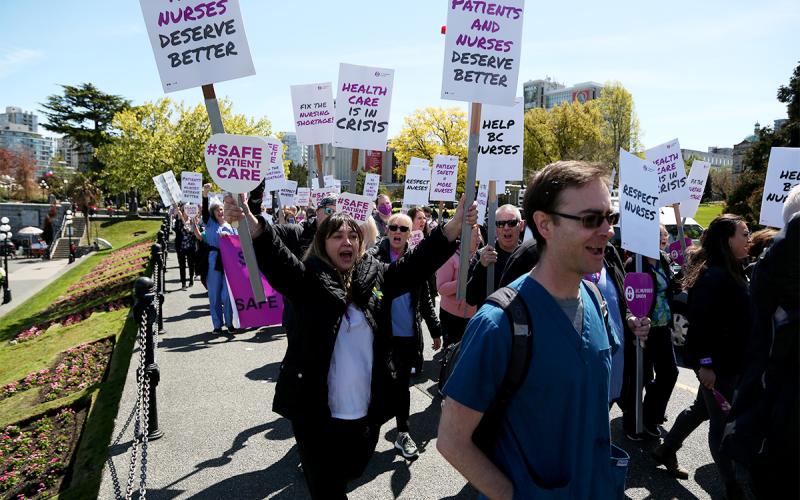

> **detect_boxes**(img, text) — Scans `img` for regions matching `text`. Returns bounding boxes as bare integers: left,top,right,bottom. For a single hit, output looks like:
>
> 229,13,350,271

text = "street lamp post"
0,217,12,304
65,210,74,264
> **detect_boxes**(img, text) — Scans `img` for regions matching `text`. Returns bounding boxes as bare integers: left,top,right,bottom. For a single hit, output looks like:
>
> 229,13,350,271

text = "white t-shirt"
327,304,373,419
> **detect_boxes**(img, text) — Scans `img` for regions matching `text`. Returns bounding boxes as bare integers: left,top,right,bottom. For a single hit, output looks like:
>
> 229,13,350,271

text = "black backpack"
438,281,609,453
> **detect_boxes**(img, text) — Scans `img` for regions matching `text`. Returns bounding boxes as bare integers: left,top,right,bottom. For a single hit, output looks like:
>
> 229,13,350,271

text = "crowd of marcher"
160,162,799,499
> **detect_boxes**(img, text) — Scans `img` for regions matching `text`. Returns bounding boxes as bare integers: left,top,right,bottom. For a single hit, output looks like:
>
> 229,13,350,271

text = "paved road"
0,256,80,318
101,255,749,499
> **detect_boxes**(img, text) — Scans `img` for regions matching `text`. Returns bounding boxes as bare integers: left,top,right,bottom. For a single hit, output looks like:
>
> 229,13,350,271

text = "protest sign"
333,63,395,151
209,191,224,205
204,134,279,193
163,170,183,204
219,235,283,328
609,168,617,194
324,174,335,188
184,203,199,218
619,149,660,259
680,160,710,219
624,273,654,318
668,237,693,266
259,136,286,192
404,163,432,206
430,155,459,202
152,174,172,206
759,147,800,228
290,82,334,145
279,180,298,208
441,0,525,105
476,98,524,182
329,180,341,194
409,230,424,249
311,177,320,189
363,173,380,199
181,171,203,204
335,193,373,225
310,188,330,208
139,0,255,93
646,139,688,207
296,187,311,207
476,182,489,225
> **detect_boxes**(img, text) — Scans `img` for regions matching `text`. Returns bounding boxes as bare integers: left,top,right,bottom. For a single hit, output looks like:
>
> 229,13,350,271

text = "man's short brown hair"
522,161,609,249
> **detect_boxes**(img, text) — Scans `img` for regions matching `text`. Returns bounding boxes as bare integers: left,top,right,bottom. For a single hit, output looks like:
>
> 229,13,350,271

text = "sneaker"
624,429,644,442
643,425,662,439
225,325,238,334
212,328,222,334
394,432,419,460
651,444,689,480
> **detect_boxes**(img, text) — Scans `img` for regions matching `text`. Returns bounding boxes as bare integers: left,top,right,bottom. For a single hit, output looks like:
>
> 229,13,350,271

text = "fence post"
151,244,165,335
133,276,164,440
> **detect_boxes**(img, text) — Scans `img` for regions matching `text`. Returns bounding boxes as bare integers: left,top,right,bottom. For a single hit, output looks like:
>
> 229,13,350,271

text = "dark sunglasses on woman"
388,224,410,232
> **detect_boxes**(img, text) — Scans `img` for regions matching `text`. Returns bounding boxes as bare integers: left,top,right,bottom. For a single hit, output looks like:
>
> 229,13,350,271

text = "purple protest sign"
667,237,693,266
219,235,284,328
623,272,654,318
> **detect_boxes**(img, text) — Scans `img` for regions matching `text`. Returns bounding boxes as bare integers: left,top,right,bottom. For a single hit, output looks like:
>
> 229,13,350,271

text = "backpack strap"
582,279,616,352
485,287,534,407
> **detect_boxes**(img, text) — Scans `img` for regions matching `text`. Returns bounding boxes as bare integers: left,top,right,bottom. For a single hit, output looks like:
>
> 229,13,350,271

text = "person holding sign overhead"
201,190,237,334
224,192,477,499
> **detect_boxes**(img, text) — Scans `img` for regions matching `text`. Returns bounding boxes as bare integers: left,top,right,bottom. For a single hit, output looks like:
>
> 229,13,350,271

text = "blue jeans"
207,254,232,329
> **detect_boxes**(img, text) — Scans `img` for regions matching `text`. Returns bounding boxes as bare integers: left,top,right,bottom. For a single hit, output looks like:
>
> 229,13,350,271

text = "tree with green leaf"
39,83,131,174
592,82,642,169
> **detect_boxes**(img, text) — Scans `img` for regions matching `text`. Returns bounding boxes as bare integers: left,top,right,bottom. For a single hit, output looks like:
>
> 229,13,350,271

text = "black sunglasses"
549,211,619,229
388,224,410,233
495,218,520,228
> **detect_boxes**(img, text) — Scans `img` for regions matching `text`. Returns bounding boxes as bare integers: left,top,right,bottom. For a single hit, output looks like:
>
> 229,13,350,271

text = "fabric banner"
219,235,283,328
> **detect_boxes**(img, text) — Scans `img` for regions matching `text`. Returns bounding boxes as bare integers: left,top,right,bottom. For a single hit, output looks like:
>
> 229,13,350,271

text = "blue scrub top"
444,275,621,499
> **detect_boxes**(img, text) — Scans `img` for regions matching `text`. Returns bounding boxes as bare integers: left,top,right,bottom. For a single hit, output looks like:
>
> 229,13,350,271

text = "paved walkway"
100,252,735,499
0,256,83,318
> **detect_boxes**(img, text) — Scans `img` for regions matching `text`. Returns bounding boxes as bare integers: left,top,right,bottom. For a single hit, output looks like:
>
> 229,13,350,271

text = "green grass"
89,219,162,249
694,202,724,227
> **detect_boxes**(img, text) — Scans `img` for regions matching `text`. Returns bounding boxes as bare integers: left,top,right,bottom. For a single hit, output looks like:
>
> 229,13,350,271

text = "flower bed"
13,300,128,344
0,406,86,499
1,338,114,403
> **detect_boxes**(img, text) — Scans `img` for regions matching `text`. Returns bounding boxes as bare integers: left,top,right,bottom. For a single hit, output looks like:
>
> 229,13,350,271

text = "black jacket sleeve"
686,268,722,368
202,195,210,224
251,218,306,299
419,280,442,339
270,223,306,258
465,250,486,306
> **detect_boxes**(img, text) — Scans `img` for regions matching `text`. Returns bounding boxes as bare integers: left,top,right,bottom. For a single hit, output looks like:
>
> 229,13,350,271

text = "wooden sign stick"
201,84,266,302
456,102,482,300
486,180,498,297
314,144,324,185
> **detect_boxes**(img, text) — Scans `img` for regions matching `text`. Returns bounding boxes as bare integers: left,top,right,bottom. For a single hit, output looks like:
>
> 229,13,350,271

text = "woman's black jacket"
684,263,750,375
369,238,442,371
252,221,457,425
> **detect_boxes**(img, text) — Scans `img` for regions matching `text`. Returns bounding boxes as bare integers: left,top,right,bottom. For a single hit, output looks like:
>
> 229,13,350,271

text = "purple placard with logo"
219,235,284,328
623,272,654,318
667,237,693,266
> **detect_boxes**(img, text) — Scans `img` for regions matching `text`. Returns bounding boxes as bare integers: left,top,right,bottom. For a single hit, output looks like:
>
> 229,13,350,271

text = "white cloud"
0,47,44,79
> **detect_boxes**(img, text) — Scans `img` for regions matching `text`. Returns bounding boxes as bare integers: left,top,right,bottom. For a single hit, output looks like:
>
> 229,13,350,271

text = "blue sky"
0,0,797,152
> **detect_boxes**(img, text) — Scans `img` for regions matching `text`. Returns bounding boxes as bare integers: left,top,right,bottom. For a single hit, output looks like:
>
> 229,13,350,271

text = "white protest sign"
476,182,489,226
204,134,274,193
441,0,525,105
363,173,380,199
646,139,688,207
152,174,172,206
324,174,335,187
290,82,335,145
620,149,660,259
279,180,298,208
184,203,199,218
333,63,395,151
430,155,459,202
404,163,432,206
310,188,330,208
759,147,800,228
138,0,255,93
209,191,224,205
409,230,424,249
181,171,203,204
260,136,286,192
475,98,524,182
330,180,342,194
680,160,710,219
311,177,320,189
296,187,311,207
609,168,617,193
163,170,183,204
336,193,373,225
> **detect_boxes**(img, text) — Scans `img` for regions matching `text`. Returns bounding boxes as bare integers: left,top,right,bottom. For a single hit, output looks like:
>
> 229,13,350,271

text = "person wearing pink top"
436,225,482,347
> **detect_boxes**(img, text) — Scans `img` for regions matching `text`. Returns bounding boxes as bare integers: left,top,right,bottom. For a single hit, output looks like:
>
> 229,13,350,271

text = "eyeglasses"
321,207,335,215
548,211,619,229
495,219,520,228
388,224,410,233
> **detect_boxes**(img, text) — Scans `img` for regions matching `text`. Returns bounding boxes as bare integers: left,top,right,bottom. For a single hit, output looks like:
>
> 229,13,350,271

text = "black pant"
392,336,418,434
292,416,379,499
177,250,195,287
622,326,678,431
439,307,470,348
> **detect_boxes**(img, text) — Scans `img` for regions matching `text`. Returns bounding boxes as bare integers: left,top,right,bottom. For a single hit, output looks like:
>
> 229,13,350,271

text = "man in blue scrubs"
438,161,647,499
